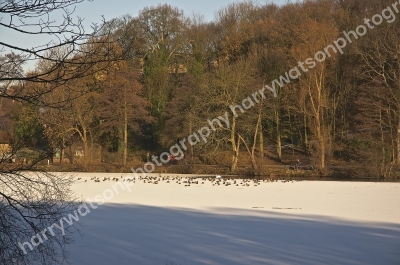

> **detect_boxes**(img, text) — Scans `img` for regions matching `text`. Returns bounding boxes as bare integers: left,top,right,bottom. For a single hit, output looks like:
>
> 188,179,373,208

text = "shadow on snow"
68,204,400,265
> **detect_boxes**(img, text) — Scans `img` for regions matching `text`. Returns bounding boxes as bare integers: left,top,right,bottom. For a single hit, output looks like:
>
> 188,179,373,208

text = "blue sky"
2,0,287,70
73,0,287,24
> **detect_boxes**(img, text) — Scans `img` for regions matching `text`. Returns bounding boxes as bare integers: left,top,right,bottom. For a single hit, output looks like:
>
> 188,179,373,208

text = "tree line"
2,0,400,178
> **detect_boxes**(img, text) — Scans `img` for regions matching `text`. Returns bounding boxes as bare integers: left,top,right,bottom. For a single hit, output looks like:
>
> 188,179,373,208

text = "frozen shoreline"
66,173,400,265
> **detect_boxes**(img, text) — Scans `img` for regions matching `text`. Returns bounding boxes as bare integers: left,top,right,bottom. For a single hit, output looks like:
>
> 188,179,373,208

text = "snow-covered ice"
64,173,400,265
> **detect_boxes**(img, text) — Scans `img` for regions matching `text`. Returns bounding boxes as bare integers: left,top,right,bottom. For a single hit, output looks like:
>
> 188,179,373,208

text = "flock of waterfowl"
76,174,299,186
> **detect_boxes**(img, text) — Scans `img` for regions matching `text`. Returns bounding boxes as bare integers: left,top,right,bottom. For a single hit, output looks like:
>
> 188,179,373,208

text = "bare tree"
0,0,127,105
0,1,122,264
288,1,339,170
98,69,153,166
0,170,79,265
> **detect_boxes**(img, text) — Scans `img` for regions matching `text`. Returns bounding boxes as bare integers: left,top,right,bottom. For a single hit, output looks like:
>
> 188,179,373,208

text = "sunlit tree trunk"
230,117,239,172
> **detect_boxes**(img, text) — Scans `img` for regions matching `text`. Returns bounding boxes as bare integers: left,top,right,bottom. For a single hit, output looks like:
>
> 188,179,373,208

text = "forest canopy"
2,0,400,179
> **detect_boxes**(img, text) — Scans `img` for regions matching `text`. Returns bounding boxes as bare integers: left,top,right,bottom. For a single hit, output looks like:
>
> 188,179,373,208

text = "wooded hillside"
2,0,400,179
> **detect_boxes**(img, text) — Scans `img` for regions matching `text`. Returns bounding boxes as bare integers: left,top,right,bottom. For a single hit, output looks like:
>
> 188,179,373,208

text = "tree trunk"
123,86,128,166
189,118,194,161
380,110,385,179
82,129,89,166
123,119,128,166
303,112,308,155
68,145,73,164
320,138,326,170
316,119,326,170
49,150,54,163
250,106,262,175
231,138,240,172
275,106,282,161
259,126,264,176
60,147,63,164
234,103,262,176
230,117,239,172
397,118,400,164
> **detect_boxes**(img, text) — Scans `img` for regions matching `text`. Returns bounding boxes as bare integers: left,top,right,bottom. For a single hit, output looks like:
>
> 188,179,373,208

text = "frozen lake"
64,173,400,265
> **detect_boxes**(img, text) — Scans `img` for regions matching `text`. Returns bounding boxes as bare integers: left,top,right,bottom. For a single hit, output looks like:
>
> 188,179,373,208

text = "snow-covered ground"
66,173,400,265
